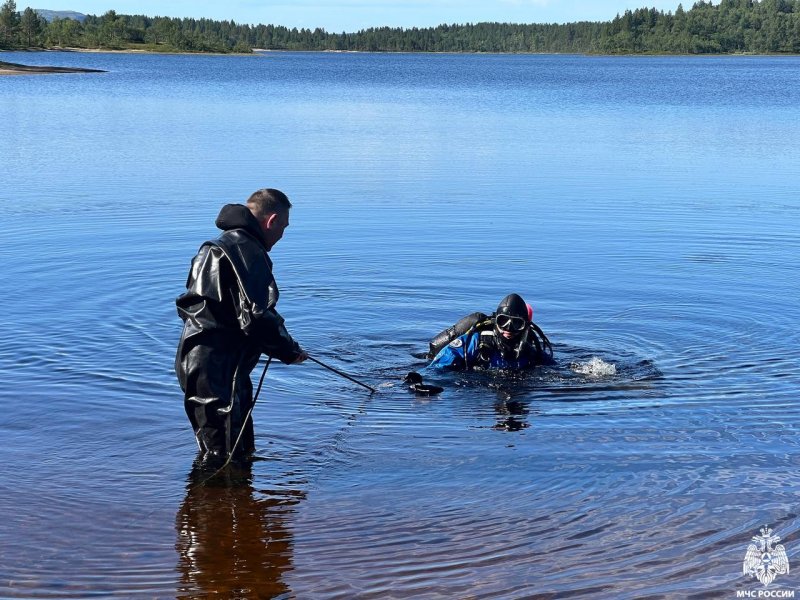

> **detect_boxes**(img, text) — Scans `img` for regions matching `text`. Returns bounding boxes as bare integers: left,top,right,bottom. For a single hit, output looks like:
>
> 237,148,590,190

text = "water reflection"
493,398,531,431
176,461,304,599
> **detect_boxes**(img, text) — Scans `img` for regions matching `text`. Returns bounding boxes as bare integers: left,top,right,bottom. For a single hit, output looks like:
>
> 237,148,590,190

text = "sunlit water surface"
1,51,799,598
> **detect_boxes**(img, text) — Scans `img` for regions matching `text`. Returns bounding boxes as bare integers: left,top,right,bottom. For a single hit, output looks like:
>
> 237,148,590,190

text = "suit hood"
214,204,268,248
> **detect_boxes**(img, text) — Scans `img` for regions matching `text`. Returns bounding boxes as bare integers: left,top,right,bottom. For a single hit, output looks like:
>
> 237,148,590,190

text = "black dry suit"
175,204,301,458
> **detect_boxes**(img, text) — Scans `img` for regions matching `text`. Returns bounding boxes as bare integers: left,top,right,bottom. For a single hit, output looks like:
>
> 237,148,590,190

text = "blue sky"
50,1,687,31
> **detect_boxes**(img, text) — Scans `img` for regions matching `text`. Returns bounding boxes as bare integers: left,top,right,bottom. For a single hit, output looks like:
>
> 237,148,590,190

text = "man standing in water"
175,188,307,462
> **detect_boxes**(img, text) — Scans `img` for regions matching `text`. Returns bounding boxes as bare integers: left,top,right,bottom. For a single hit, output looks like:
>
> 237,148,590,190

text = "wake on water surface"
375,343,662,402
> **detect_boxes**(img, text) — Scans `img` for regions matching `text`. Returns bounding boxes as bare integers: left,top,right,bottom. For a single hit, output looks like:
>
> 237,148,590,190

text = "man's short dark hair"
246,188,292,220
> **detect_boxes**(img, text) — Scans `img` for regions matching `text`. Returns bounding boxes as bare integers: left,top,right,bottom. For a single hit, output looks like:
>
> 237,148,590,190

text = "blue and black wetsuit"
429,329,554,371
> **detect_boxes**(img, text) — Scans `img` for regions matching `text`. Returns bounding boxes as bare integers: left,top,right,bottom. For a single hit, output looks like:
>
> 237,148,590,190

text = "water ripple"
3,52,800,599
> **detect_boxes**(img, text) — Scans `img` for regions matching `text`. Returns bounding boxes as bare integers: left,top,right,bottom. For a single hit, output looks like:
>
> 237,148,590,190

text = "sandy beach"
0,60,106,75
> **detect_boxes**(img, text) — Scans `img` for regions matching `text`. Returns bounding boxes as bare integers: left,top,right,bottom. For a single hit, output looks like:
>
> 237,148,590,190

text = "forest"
1,0,799,54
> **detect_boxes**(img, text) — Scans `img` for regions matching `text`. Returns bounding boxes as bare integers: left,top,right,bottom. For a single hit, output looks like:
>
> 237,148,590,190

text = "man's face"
261,210,289,250
500,329,519,341
495,314,527,341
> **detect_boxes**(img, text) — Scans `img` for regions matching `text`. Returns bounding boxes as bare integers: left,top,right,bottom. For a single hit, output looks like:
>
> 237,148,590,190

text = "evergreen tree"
0,0,20,48
12,1,800,55
20,6,44,47
45,16,82,47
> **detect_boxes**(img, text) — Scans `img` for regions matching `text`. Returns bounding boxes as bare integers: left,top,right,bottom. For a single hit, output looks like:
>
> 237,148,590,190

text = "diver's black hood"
214,204,268,248
496,293,529,322
494,293,530,356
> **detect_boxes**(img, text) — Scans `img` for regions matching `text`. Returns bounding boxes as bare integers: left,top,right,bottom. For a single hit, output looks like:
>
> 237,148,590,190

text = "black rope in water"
308,355,376,393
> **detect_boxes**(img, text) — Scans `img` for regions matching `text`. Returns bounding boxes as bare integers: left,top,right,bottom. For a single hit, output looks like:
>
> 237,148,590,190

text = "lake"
1,50,799,598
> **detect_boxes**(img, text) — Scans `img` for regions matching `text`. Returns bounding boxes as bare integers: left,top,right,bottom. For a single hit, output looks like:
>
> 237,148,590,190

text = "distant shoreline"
45,46,253,56
5,4,799,59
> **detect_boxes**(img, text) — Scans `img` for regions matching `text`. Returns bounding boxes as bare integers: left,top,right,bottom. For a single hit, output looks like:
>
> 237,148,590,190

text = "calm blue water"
2,51,799,598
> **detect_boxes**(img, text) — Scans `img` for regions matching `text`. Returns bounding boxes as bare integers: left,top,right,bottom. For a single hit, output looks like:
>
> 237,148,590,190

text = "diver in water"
427,293,554,371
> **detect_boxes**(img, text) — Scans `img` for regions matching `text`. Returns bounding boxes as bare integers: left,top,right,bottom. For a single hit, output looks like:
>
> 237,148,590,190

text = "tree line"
1,0,799,54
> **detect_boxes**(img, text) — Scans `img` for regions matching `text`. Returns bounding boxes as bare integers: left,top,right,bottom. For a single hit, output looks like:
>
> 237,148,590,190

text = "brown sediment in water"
0,60,106,75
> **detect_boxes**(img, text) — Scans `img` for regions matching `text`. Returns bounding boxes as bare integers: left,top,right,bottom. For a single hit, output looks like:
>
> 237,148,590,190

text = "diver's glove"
404,372,443,396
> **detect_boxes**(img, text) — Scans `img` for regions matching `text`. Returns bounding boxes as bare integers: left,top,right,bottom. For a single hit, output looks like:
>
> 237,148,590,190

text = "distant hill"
34,9,87,23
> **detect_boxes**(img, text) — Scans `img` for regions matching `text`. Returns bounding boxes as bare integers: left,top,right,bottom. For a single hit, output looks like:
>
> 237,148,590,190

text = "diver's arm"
428,336,468,370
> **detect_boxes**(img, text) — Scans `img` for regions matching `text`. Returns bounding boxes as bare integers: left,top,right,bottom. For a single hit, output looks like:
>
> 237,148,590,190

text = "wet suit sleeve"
230,260,300,365
249,308,301,365
428,335,468,370
232,248,301,365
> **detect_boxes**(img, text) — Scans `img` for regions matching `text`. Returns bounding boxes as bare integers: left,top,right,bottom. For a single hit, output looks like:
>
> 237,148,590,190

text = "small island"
0,59,105,74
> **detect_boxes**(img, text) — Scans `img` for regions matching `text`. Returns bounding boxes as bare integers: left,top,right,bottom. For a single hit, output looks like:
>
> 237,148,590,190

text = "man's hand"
292,349,308,364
